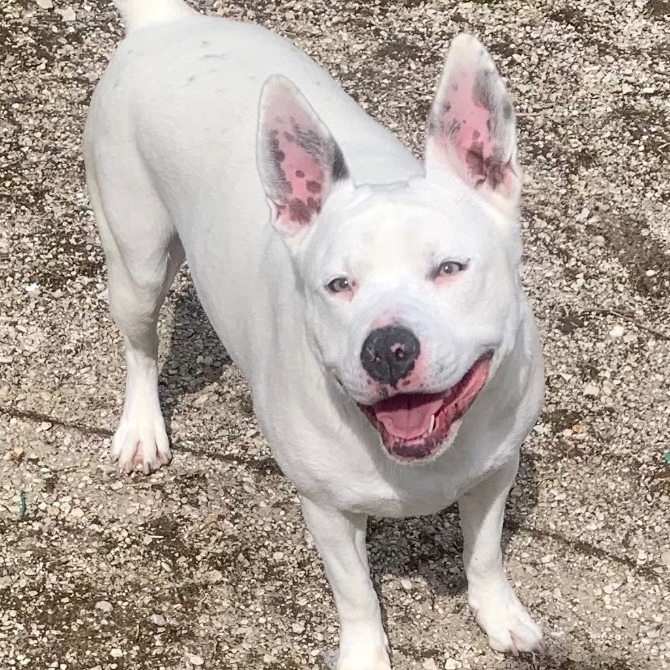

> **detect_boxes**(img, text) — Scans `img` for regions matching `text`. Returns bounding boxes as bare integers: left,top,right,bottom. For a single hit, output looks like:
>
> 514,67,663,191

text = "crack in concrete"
1,404,666,581
0,404,279,473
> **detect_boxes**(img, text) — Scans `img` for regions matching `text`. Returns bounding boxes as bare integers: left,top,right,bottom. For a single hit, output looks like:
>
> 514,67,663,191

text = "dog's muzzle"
357,352,493,463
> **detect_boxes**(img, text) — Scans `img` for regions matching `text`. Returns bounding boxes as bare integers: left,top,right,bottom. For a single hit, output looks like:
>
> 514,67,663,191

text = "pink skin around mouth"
357,354,492,463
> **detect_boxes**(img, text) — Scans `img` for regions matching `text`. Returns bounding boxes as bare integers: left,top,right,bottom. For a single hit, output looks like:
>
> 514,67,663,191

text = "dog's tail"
112,0,196,33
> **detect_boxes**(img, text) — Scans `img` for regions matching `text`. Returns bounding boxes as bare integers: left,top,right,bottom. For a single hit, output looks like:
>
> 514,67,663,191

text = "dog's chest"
344,485,459,518
306,449,499,519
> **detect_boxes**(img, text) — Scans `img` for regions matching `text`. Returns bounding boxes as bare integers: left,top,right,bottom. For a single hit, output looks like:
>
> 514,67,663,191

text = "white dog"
84,0,545,666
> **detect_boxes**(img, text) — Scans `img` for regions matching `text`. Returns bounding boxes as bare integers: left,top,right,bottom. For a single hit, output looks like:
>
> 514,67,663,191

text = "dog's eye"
326,276,351,293
436,260,466,277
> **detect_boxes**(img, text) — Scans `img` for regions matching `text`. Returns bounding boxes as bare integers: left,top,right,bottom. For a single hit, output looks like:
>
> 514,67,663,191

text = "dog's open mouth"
358,353,493,463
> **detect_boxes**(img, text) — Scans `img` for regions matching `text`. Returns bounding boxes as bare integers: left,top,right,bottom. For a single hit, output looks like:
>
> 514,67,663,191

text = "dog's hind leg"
86,158,184,473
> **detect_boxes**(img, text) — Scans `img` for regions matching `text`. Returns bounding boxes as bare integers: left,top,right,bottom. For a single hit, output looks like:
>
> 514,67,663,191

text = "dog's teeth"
429,415,436,433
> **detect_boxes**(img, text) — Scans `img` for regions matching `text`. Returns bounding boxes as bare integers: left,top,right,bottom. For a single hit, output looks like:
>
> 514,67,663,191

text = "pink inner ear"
433,68,514,193
265,98,327,228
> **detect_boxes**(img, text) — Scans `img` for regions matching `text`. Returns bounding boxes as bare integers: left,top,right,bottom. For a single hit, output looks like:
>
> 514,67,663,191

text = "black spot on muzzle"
360,326,420,386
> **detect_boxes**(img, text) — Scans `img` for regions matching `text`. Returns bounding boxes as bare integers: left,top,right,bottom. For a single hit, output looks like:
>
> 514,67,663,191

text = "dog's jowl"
85,1,545,667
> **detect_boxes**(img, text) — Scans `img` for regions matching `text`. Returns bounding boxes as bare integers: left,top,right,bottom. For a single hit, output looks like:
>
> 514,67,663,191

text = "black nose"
360,326,421,386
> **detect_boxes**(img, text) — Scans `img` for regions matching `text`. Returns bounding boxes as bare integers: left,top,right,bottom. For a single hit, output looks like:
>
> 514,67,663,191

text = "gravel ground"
1,0,670,669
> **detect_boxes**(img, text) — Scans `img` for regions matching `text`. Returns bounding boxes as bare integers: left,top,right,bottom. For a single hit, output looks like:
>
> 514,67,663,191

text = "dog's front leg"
301,497,390,670
458,458,544,655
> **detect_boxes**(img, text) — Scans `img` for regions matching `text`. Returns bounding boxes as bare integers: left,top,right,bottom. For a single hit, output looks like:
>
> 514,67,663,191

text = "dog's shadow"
158,275,540,600
158,277,232,432
366,453,540,599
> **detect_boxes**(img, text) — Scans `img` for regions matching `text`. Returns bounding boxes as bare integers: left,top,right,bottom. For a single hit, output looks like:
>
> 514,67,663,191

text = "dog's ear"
425,34,521,214
257,76,350,239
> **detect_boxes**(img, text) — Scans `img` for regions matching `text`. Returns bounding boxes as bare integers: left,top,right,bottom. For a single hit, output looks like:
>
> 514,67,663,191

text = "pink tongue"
374,394,445,440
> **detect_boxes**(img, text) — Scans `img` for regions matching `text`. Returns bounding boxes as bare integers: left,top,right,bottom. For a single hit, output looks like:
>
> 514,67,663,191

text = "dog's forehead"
306,178,503,280
332,180,492,249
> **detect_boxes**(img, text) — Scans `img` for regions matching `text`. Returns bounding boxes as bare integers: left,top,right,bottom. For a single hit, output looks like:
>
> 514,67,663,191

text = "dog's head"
257,35,526,464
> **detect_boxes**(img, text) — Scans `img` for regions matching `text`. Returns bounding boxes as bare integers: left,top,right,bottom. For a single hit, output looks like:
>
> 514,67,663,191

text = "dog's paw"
324,636,391,670
111,408,171,474
469,586,543,655
334,649,391,670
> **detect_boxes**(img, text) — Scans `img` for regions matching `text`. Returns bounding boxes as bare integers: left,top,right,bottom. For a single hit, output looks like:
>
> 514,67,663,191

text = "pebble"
10,447,24,462
150,614,167,626
95,600,113,614
188,654,204,666
60,6,76,21
583,383,599,398
603,583,622,595
193,394,209,406
205,569,223,584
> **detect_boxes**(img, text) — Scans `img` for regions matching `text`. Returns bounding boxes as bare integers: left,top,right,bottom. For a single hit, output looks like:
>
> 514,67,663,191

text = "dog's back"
84,3,419,374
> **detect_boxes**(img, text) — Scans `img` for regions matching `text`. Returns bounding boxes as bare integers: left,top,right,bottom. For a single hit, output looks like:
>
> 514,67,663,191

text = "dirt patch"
3,6,87,67
610,105,670,160
27,223,104,290
376,40,424,61
504,654,635,669
489,40,518,60
547,6,591,30
556,308,587,335
542,408,582,435
595,215,670,299
140,515,199,568
645,0,670,18
518,118,594,178
394,0,427,8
